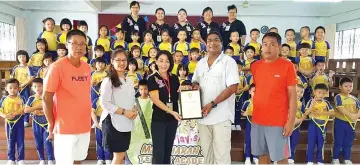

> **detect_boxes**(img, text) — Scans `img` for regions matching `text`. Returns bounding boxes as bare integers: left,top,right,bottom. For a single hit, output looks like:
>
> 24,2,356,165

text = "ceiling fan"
240,0,273,8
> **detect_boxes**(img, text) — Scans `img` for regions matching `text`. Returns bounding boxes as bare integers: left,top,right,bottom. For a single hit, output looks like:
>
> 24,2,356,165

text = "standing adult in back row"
220,4,247,48
250,32,298,164
122,1,147,43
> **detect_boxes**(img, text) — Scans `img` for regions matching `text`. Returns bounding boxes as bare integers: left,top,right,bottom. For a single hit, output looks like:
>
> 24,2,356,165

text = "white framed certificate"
179,90,203,120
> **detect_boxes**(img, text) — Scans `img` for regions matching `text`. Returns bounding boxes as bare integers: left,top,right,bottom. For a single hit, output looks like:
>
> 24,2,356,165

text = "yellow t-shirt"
128,42,141,50
92,98,103,117
298,56,315,73
57,32,67,44
28,53,44,68
158,42,172,53
173,42,190,56
243,59,255,69
91,71,108,86
37,67,48,79
242,99,254,116
126,72,142,88
286,41,297,58
178,77,188,85
80,56,88,63
314,41,330,57
238,75,246,90
96,38,111,52
189,40,206,52
11,65,35,84
25,95,44,116
297,73,308,89
296,100,304,119
334,94,360,122
39,31,57,51
246,42,261,56
310,73,330,90
141,43,156,57
111,40,128,51
0,96,24,114
172,63,180,75
306,99,333,120
229,42,241,56
188,61,197,74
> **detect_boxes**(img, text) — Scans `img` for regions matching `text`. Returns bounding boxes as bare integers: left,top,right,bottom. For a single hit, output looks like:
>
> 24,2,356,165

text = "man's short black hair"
6,78,20,86
262,32,281,45
340,77,353,86
32,78,43,84
77,20,88,27
250,28,260,34
206,31,223,43
314,83,329,91
244,45,256,53
227,4,237,12
298,43,311,50
139,79,148,87
202,7,213,16
282,44,291,50
66,29,86,42
94,45,105,52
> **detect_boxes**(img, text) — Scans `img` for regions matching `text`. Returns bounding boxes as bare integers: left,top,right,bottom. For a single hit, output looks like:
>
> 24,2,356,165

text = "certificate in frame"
179,90,203,120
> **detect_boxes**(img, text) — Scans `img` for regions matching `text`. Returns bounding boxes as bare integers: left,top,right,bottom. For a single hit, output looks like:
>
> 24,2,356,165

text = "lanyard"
163,76,171,102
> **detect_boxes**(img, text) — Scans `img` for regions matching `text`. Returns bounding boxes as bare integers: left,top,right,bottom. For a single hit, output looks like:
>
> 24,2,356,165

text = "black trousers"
151,120,178,164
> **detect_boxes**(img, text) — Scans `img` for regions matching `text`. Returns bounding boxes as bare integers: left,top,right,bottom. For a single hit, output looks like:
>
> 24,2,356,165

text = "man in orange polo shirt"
43,29,91,165
250,32,297,164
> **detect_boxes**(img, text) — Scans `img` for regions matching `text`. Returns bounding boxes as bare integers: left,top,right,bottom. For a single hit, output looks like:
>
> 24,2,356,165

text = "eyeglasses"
67,42,86,48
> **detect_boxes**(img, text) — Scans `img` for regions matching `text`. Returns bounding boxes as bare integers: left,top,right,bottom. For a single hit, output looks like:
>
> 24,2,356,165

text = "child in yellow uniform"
95,25,111,62
111,28,128,51
11,50,35,126
288,84,306,164
241,84,258,165
245,28,261,60
0,79,26,165
228,31,241,61
129,45,144,72
137,59,145,78
303,84,334,164
90,45,108,70
242,46,256,72
29,39,48,74
38,17,57,59
224,46,234,57
298,43,316,77
332,77,360,165
126,58,143,90
140,30,156,62
313,26,330,64
172,51,184,75
187,48,200,80
128,30,141,51
173,29,190,64
56,43,67,60
297,26,315,56
158,30,172,53
234,61,247,131
285,29,297,63
144,48,157,69
78,20,93,61
145,62,157,80
177,64,189,85
281,44,292,62
91,82,112,165
309,61,334,93
24,78,55,165
37,53,53,79
189,29,206,53
91,57,108,103
57,18,72,44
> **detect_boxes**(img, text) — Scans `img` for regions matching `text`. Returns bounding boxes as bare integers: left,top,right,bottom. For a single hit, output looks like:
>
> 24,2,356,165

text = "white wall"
326,8,360,31
24,11,98,53
0,2,24,25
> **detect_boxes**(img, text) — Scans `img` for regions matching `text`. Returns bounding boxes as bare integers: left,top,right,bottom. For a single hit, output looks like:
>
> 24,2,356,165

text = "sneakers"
344,160,353,165
97,160,104,165
288,159,295,164
332,159,340,165
244,158,251,165
17,160,25,165
307,162,314,165
48,160,55,165
105,160,111,165
38,160,45,165
318,163,324,165
6,160,16,165
231,125,236,130
236,125,241,131
253,158,259,165
24,122,30,127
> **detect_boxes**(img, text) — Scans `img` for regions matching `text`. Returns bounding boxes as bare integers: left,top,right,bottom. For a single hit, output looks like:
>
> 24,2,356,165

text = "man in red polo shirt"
250,32,297,164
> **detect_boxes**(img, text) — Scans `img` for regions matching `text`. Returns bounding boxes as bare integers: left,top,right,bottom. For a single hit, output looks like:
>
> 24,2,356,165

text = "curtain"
15,17,27,52
0,21,16,61
334,27,360,59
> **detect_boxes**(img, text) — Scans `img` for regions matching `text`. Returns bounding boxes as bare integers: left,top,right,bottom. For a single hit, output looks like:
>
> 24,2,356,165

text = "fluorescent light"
293,0,342,2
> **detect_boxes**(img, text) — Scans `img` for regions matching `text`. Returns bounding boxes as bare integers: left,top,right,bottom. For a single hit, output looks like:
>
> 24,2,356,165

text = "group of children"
0,15,359,165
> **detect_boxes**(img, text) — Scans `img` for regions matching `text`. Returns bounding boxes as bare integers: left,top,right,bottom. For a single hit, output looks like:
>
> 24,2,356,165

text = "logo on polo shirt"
72,75,88,81
275,75,280,78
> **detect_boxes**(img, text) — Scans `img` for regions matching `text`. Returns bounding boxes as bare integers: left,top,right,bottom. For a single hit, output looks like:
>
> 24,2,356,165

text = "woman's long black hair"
109,49,128,88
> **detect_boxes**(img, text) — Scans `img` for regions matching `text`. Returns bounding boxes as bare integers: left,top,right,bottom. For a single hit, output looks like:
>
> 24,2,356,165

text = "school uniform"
91,71,108,104
235,73,247,126
28,52,44,74
289,100,305,161
245,42,261,60
122,15,147,43
140,42,156,62
220,19,247,48
173,42,190,64
149,22,171,46
38,31,57,59
314,41,330,62
95,38,112,63
111,40,128,51
241,98,258,160
286,41,297,63
196,21,220,41
171,22,194,43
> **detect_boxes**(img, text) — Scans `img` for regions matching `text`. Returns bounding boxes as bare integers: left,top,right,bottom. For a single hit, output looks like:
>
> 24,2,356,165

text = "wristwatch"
211,101,217,108
121,109,125,115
